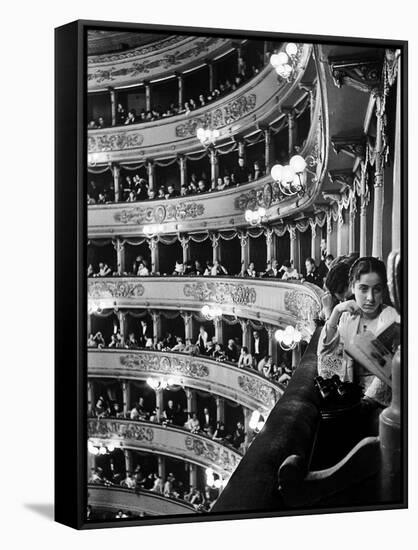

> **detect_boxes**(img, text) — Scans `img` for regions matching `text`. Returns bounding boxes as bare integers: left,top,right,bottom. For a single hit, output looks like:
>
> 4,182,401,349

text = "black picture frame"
55,19,408,530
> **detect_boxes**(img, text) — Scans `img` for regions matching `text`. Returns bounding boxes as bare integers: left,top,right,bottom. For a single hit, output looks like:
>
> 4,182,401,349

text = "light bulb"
271,164,283,182
286,43,298,57
289,155,307,174
277,52,289,65
274,329,284,342
249,410,260,430
281,64,292,79
201,305,210,316
196,128,204,140
282,165,296,183
270,53,281,68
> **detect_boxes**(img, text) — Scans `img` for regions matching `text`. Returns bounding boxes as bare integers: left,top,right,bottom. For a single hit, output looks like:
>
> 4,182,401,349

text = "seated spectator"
88,120,97,129
191,260,205,276
238,346,253,369
94,396,107,418
87,333,97,347
121,472,136,489
89,467,106,484
93,332,106,348
116,103,127,125
171,336,185,352
165,184,178,199
257,355,273,377
87,194,96,205
204,259,228,276
185,412,200,433
183,260,193,275
151,475,163,494
280,260,300,280
94,262,112,277
213,342,226,361
225,339,239,362
243,261,257,278
183,338,197,354
197,180,207,194
212,421,227,441
252,160,263,180
172,260,184,276
232,421,246,449
215,176,226,191
108,334,122,348
136,260,150,276
143,473,156,490
301,257,322,287
173,404,187,426
124,109,137,125
162,332,176,349
163,399,176,425
147,189,156,200
189,98,197,111
278,365,293,386
180,185,188,196
125,332,138,349
198,94,206,107
263,259,281,278
157,186,166,199
96,116,106,129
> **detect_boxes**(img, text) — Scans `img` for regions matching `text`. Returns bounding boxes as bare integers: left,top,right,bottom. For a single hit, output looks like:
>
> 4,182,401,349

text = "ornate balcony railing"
87,44,313,164
87,276,322,331
88,418,242,478
88,349,283,415
88,484,196,516
88,36,237,92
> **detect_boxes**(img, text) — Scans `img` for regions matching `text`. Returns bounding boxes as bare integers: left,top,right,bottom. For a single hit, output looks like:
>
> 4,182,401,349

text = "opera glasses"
314,375,362,410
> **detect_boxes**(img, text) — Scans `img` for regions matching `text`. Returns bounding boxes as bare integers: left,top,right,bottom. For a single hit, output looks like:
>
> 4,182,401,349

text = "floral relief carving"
119,353,210,379
237,375,277,407
114,202,204,225
185,436,242,472
88,132,144,153
88,280,145,299
88,419,154,442
183,281,256,306
284,290,320,322
175,93,257,137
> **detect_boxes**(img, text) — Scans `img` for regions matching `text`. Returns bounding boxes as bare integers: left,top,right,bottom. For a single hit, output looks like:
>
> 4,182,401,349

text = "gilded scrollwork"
88,280,145,299
284,290,320,322
119,353,210,379
183,281,256,306
175,93,256,137
88,132,144,153
237,375,277,407
88,419,154,442
185,436,242,472
114,202,204,225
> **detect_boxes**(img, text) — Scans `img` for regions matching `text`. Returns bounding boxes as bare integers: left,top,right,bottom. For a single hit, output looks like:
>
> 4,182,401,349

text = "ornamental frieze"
183,281,256,306
119,353,210,379
185,436,241,473
237,375,277,408
284,290,320,322
88,419,154,443
175,93,257,138
88,280,145,299
88,37,223,85
234,182,277,211
88,132,144,153
114,202,205,225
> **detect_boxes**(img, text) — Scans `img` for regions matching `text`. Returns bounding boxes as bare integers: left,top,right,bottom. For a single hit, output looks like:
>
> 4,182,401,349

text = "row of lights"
270,42,299,79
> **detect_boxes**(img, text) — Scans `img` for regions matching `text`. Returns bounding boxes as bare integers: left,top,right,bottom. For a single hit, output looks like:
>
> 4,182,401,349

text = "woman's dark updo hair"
348,256,387,287
325,253,359,296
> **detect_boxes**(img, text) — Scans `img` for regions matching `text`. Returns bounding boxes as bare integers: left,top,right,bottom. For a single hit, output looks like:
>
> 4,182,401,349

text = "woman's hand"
336,299,361,316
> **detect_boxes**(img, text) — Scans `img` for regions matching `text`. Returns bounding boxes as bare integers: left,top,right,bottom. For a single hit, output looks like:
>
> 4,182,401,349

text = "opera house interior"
85,29,403,522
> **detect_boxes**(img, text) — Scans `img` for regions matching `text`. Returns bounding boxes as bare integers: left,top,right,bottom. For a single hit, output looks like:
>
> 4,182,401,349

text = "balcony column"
181,312,193,341
210,147,219,190
240,320,251,350
87,313,92,337
336,204,345,257
289,226,300,273
392,59,401,250
326,209,333,255
239,232,250,272
348,191,357,254
117,311,127,346
237,45,243,74
263,40,270,62
267,326,278,366
265,228,277,263
114,238,126,275
108,86,116,127
211,233,220,263
146,159,155,192
216,396,225,423
283,107,297,157
157,455,166,480
180,235,190,263
238,140,246,164
148,237,159,274
121,380,131,416
87,380,95,415
156,390,164,423
176,72,184,111
151,311,162,345
214,317,224,345
178,154,187,189
124,449,134,474
372,93,385,260
263,127,273,172
189,463,198,488
185,387,197,415
299,82,315,123
111,162,121,202
144,81,151,112
310,220,317,260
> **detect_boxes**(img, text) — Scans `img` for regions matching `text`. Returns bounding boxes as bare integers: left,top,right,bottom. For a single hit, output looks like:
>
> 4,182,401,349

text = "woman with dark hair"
321,253,359,320
318,256,400,410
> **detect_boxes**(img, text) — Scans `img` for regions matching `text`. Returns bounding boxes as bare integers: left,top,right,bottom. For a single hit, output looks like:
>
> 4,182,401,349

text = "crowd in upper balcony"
87,49,265,129
87,156,264,205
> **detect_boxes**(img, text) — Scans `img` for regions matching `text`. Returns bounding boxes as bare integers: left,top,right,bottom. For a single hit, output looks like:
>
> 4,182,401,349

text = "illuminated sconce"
244,206,267,226
270,43,299,80
271,155,308,197
274,325,302,350
196,127,220,146
201,304,222,320
249,410,265,433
